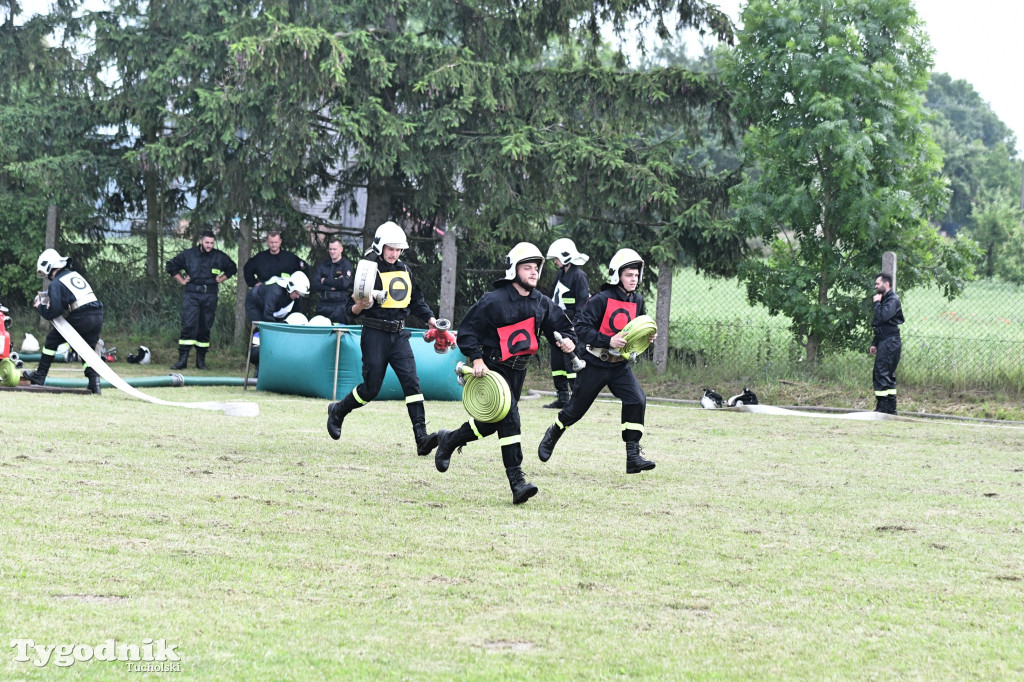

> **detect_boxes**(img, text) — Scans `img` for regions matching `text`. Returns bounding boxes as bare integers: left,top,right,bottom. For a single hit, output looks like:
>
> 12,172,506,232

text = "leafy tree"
722,0,977,363
925,72,1022,236
967,188,1024,282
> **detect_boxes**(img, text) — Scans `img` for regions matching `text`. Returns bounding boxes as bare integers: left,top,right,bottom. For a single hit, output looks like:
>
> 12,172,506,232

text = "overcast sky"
687,0,1024,153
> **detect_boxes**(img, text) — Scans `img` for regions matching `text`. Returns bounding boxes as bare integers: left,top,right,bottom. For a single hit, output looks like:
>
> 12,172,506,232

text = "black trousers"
40,311,103,379
353,327,421,402
558,361,646,442
549,342,570,393
873,335,901,396
180,290,218,347
445,359,526,470
316,298,349,324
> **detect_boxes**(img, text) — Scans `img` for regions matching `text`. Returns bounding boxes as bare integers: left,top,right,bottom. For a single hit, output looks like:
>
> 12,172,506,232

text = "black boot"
506,466,539,505
170,347,190,370
413,422,439,457
21,369,47,386
434,429,461,473
874,396,886,413
887,396,898,415
538,423,564,462
195,348,209,370
87,375,102,395
626,441,656,474
544,390,570,409
326,399,353,441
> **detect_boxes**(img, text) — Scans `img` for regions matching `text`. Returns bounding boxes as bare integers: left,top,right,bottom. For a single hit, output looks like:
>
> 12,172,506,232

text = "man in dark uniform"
21,249,104,395
870,272,904,415
544,237,590,408
243,230,308,289
430,242,577,505
325,221,441,458
311,236,354,324
245,271,310,324
537,248,657,474
166,230,238,370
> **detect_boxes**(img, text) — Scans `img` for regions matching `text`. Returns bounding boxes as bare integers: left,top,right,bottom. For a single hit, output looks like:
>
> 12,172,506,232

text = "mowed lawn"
2,383,1022,679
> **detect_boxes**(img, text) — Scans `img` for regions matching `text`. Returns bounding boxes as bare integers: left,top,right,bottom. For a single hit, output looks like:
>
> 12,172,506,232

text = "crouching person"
432,243,577,505
22,249,104,395
538,248,656,474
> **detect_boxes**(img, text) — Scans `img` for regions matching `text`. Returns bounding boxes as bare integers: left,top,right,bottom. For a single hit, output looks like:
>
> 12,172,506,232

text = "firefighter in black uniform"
166,230,238,370
538,248,657,474
245,271,310,324
311,236,354,324
243,230,308,289
870,272,904,415
325,221,441,458
544,237,590,408
431,242,577,505
21,249,104,395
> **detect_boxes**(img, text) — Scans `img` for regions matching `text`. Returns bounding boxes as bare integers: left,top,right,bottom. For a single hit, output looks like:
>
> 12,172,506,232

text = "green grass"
3,383,1023,679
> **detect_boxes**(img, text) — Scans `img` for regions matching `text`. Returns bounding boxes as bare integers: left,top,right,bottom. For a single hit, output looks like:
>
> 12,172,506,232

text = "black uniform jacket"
576,284,648,369
311,257,354,300
36,270,103,321
247,283,295,322
165,245,237,291
551,264,590,325
457,282,576,363
348,257,434,324
872,289,904,344
243,249,307,287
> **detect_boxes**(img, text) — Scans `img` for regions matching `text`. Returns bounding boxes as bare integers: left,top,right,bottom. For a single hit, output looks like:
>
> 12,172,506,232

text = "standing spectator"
431,242,577,505
870,273,904,414
165,230,238,370
544,237,590,408
325,221,440,458
311,236,354,324
243,230,308,288
21,249,104,395
537,248,656,474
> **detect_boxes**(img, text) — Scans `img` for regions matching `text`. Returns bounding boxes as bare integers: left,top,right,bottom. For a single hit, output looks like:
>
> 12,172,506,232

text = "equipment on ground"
455,361,512,423
21,332,40,353
127,345,152,364
727,388,759,406
700,388,724,409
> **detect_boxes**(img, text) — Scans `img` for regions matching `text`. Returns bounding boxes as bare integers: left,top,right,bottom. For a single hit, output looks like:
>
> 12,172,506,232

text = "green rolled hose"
456,362,512,423
0,358,20,387
620,314,658,355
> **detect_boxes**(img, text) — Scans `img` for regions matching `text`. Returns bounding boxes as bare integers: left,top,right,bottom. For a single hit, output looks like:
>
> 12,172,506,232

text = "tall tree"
722,0,977,363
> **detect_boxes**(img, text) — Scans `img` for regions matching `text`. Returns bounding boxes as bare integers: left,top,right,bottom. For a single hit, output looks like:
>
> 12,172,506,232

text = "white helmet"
547,238,589,266
283,271,310,296
371,221,409,255
21,333,40,353
502,242,545,281
307,315,334,326
285,312,309,325
127,345,152,364
608,248,644,286
36,248,68,277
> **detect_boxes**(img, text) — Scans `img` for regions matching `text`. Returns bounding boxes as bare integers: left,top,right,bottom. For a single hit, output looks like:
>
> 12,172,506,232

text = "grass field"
3,378,1023,679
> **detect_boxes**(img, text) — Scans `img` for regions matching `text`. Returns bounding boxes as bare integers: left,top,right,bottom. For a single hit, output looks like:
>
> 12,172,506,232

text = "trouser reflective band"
178,339,197,346
874,389,897,396
552,370,567,377
622,422,645,434
470,420,484,439
353,387,369,405
405,393,424,403
498,435,522,446
555,417,565,430
196,341,210,348
43,348,56,356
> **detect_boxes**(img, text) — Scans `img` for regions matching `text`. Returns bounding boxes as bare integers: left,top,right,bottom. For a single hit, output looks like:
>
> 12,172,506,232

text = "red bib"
599,299,637,336
497,317,538,360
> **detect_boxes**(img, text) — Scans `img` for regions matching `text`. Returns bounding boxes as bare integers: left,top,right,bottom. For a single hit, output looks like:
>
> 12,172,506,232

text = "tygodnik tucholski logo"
11,638,181,671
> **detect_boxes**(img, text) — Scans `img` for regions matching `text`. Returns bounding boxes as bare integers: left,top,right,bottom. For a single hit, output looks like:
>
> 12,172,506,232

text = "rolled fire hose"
50,316,258,417
456,361,512,424
620,314,658,355
0,357,20,387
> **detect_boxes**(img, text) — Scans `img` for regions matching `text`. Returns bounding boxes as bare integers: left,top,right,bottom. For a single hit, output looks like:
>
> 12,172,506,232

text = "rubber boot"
435,423,475,473
170,347,190,370
544,390,571,409
874,397,886,413
87,374,102,395
506,466,539,505
413,422,439,457
538,423,564,462
887,396,898,415
195,348,209,370
626,441,656,474
326,395,357,441
21,368,47,386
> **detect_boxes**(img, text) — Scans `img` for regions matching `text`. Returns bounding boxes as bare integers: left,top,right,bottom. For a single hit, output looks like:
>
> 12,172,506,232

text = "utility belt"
186,282,217,294
321,291,345,301
873,330,901,343
68,300,102,313
486,349,532,371
586,345,627,363
360,317,405,333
